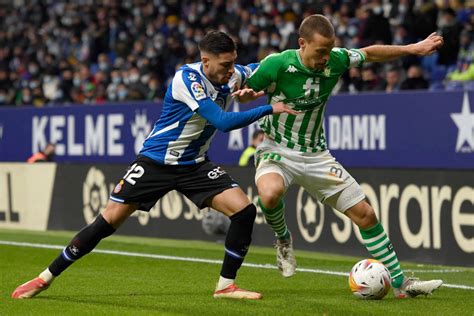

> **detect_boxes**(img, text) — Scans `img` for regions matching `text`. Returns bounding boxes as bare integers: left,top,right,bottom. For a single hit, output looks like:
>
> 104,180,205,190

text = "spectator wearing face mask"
126,67,148,100
116,83,128,101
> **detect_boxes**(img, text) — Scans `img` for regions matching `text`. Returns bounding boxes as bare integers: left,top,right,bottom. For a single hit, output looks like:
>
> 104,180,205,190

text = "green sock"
258,197,290,240
360,222,404,288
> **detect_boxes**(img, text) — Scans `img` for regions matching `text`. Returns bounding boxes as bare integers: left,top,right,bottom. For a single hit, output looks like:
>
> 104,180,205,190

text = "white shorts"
254,138,365,212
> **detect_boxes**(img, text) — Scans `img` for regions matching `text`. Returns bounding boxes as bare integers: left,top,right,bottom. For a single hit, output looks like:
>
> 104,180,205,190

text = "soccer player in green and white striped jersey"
241,14,444,298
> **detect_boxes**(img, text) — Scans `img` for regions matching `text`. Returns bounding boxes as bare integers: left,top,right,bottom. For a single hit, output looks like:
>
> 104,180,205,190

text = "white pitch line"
1,240,473,291
406,269,465,273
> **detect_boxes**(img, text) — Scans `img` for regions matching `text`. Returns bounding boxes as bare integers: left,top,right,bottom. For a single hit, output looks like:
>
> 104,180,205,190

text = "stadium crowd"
1,0,473,107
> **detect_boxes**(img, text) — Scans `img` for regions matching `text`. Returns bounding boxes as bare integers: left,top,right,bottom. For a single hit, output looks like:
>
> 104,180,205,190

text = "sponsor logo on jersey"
208,167,226,180
187,73,197,81
191,82,206,100
324,66,331,77
286,65,298,73
451,92,474,153
169,149,180,157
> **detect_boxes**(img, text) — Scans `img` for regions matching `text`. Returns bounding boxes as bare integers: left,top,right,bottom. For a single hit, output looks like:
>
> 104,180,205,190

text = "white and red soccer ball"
349,259,391,300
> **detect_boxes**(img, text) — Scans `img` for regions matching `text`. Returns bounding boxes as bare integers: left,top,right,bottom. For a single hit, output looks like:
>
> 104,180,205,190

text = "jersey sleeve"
171,69,209,111
196,98,273,132
235,63,259,88
246,53,281,92
330,48,366,71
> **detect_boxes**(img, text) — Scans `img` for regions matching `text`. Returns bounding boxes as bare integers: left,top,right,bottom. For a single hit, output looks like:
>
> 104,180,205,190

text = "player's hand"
411,32,444,56
232,88,265,103
271,102,300,115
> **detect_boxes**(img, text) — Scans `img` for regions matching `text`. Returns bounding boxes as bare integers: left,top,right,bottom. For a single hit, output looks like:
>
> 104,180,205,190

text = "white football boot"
275,235,297,278
393,276,443,298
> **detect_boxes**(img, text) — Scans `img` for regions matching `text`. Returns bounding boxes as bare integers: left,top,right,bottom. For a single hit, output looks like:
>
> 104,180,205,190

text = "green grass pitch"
1,229,473,315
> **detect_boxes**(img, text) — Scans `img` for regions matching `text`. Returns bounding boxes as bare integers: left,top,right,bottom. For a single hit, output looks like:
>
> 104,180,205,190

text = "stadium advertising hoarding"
0,163,56,230
1,163,469,266
0,91,473,168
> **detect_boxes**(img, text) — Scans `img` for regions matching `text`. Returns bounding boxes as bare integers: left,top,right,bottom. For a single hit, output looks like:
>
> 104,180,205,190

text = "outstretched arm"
360,32,444,63
197,98,298,132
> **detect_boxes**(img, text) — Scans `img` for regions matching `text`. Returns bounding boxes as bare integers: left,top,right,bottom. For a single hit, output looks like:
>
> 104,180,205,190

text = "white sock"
216,276,234,291
39,268,55,284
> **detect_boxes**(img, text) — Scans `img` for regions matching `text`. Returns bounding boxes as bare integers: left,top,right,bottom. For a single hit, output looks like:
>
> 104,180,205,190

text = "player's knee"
231,203,256,226
258,183,284,209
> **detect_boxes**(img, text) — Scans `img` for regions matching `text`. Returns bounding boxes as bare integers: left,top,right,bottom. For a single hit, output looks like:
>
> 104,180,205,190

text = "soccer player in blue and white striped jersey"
12,31,298,300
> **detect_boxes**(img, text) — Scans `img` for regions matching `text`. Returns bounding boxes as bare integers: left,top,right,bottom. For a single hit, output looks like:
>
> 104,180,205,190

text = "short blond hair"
299,14,335,40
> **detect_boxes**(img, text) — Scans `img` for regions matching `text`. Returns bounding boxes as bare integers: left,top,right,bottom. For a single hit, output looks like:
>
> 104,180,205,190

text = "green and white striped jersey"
247,48,365,152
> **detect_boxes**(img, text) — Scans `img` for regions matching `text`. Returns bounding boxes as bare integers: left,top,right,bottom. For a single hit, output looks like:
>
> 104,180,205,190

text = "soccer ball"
349,259,391,300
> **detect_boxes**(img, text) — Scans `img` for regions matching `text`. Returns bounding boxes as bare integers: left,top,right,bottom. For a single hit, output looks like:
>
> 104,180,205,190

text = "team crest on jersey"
286,65,298,73
191,82,206,100
324,66,331,77
113,180,124,193
187,73,197,81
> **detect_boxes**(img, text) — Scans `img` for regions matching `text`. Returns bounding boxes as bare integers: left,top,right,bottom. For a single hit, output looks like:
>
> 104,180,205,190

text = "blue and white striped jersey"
139,62,257,165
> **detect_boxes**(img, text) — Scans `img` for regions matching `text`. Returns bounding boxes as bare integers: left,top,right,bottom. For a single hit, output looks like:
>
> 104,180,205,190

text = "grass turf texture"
1,229,473,315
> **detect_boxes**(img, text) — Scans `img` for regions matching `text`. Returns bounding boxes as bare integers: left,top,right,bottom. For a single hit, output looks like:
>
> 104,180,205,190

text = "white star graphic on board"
450,92,474,153
302,197,317,224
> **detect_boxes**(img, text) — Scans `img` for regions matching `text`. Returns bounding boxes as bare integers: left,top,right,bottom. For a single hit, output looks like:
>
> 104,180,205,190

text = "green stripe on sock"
258,197,290,240
365,235,388,248
359,222,405,284
258,197,283,213
360,222,384,238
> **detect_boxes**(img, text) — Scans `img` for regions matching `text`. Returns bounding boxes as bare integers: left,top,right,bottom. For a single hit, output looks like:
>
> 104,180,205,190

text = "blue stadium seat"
445,81,464,91
430,65,447,81
429,81,445,91
421,54,438,74
463,81,474,91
